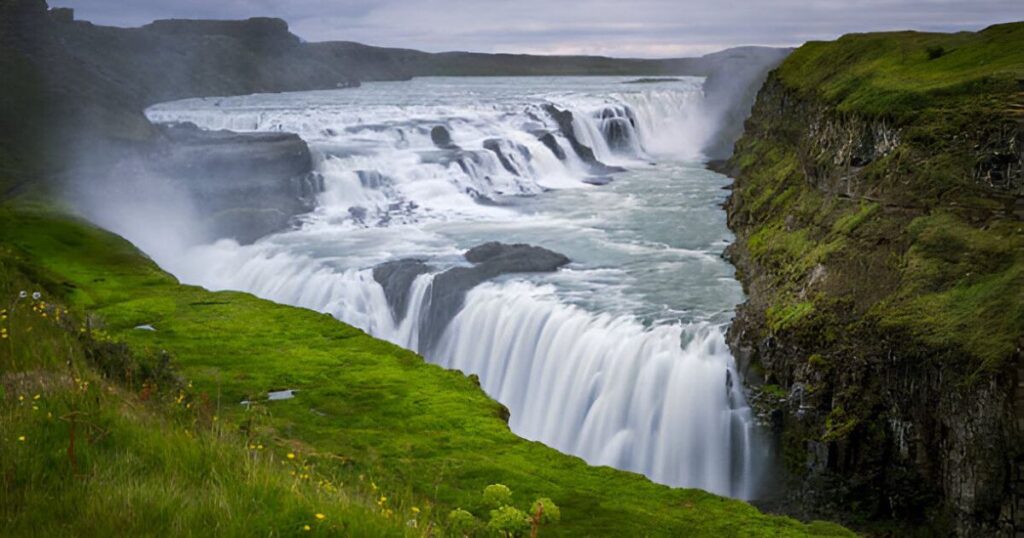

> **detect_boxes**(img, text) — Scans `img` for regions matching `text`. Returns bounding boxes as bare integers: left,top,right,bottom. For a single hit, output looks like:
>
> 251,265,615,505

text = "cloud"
55,0,1024,57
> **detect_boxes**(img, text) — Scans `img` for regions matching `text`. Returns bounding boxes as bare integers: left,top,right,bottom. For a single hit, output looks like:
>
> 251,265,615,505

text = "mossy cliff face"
723,24,1024,536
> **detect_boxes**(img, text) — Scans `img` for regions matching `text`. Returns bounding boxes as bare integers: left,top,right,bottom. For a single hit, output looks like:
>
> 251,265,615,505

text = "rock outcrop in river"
374,243,571,354
149,123,321,243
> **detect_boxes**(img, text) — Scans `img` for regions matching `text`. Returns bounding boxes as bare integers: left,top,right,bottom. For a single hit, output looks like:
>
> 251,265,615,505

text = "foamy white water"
143,77,763,498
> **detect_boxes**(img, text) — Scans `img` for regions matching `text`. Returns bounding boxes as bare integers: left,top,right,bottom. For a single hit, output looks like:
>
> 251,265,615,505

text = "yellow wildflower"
315,513,326,520
411,506,420,514
287,452,296,460
17,436,26,442
33,394,40,400
303,524,311,531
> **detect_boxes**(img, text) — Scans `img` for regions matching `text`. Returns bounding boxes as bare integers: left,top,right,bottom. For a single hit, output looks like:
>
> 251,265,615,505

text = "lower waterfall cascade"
137,76,764,499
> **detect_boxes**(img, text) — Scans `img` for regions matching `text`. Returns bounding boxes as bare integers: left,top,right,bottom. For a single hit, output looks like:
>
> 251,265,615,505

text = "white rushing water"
144,76,763,499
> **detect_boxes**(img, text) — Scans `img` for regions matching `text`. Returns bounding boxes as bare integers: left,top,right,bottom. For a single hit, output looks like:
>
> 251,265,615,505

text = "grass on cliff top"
0,204,852,537
776,21,1024,118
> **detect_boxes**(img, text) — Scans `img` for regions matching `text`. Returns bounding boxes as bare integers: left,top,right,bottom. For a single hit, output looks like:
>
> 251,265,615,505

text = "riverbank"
0,204,852,536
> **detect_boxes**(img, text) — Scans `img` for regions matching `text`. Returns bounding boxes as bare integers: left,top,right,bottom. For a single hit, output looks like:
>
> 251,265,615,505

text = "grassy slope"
0,204,850,536
0,219,410,537
777,23,1024,118
730,22,1024,372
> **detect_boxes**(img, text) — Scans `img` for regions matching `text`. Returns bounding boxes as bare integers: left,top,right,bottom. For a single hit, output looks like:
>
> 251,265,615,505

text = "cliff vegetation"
725,22,1023,536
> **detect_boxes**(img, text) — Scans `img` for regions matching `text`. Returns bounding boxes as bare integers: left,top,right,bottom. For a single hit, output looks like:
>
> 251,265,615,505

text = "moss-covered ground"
776,22,1024,119
0,203,852,536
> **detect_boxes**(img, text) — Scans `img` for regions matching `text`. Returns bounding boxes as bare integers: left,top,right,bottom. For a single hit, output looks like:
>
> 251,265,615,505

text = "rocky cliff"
722,23,1024,536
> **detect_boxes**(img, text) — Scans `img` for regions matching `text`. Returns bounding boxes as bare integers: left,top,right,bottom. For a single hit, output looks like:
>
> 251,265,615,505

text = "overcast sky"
55,0,1024,58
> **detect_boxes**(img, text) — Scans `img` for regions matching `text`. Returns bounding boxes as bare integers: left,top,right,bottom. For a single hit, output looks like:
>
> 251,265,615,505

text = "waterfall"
143,77,763,500
434,281,758,498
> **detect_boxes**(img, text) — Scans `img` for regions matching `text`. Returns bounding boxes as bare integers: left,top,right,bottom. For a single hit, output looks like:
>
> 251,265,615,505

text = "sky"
55,0,1024,58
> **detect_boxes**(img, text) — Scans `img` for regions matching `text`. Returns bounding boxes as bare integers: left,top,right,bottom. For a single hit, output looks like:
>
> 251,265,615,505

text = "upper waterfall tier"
147,77,708,233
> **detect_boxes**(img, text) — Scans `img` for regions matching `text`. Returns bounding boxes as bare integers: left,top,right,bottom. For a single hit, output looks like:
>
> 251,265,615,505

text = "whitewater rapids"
139,76,763,499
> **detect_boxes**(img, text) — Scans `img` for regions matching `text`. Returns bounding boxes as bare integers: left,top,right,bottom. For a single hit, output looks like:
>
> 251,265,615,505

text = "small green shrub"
808,354,829,368
482,483,513,508
487,505,531,537
531,497,561,525
926,45,945,60
447,508,477,537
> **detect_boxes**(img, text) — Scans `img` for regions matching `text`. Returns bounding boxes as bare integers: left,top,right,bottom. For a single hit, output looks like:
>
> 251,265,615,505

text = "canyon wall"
722,24,1024,536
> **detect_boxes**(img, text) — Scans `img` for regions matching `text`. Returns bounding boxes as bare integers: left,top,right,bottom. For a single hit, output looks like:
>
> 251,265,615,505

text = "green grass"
876,212,1024,369
831,203,880,236
776,22,1024,118
766,302,816,333
0,205,852,536
0,228,412,536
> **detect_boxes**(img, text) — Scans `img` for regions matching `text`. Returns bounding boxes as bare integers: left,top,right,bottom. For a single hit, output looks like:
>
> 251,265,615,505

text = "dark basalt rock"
542,104,625,175
622,77,682,84
144,17,301,53
463,242,571,270
430,125,459,149
416,242,570,354
483,138,532,176
598,106,639,154
418,149,501,198
372,259,434,323
602,118,635,153
534,131,567,160
147,122,320,243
